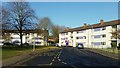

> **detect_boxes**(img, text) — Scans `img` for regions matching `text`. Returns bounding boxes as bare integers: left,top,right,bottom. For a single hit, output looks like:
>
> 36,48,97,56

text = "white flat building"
59,20,120,48
1,30,48,46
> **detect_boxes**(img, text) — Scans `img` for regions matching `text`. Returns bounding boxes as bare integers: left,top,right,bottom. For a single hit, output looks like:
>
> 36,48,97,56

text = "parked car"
51,43,57,46
23,43,29,46
13,40,21,46
3,42,13,46
77,43,84,49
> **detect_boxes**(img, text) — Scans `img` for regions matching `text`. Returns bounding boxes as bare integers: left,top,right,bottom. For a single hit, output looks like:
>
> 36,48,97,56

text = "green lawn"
94,48,120,54
2,45,59,60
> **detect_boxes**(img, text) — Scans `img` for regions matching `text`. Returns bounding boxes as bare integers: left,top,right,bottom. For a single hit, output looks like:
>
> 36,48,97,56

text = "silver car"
77,43,84,49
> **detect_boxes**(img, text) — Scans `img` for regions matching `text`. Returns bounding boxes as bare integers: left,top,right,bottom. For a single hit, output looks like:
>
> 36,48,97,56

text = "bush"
111,42,117,48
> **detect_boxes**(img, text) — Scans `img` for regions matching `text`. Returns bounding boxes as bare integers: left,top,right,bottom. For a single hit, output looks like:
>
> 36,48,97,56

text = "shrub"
111,42,117,48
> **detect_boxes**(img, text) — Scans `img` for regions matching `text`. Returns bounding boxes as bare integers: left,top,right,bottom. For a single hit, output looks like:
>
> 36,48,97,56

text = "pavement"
2,47,120,68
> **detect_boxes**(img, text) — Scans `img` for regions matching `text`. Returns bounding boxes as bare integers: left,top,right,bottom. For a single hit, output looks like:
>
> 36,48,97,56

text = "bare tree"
2,33,11,42
38,17,53,45
2,2,37,46
51,25,67,43
111,29,120,39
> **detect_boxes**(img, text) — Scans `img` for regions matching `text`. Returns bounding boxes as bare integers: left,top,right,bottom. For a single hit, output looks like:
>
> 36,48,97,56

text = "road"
13,47,119,68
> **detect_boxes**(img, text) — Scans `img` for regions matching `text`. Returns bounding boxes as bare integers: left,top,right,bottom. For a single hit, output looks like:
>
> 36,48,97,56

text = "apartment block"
0,29,48,46
59,20,120,48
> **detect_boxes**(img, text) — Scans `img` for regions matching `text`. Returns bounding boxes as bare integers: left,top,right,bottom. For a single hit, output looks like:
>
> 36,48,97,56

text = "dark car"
23,43,29,46
4,42,13,46
77,43,84,49
13,41,21,46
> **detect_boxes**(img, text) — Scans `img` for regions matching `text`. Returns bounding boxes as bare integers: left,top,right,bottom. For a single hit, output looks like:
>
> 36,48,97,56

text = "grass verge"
2,45,59,60
93,48,120,54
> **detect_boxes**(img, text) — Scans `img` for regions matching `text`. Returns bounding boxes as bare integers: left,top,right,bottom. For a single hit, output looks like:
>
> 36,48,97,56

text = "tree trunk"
20,20,23,47
20,29,23,47
46,30,48,46
20,32,22,47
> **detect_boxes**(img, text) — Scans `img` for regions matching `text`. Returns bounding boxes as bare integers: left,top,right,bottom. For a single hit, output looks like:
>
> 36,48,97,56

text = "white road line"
64,62,67,64
49,62,52,65
61,61,67,64
52,59,55,61
37,64,50,66
58,59,61,61
54,56,56,59
71,65,78,68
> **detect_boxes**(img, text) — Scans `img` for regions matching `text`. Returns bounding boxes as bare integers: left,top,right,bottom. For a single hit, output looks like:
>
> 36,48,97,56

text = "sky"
2,1,118,28
29,2,118,28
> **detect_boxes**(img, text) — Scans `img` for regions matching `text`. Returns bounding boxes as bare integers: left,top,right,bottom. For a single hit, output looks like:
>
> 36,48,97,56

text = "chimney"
64,27,69,31
84,23,87,28
100,19,104,25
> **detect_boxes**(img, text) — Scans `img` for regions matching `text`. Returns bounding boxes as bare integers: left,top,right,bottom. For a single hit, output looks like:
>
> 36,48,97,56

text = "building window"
77,31,79,34
35,42,41,44
61,38,65,40
26,37,29,39
102,34,106,38
83,36,86,39
101,42,106,45
14,33,18,35
94,42,101,45
79,36,83,39
76,36,86,39
61,33,65,36
94,28,100,31
94,35,101,38
102,27,106,30
12,37,20,39
76,37,79,39
112,25,117,28
71,36,73,38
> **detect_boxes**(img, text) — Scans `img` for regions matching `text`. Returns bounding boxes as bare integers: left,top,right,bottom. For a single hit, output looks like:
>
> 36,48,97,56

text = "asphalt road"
11,47,120,68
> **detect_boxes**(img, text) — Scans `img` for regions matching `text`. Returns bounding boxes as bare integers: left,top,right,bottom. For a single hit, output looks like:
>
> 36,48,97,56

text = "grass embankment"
2,45,59,60
93,48,120,54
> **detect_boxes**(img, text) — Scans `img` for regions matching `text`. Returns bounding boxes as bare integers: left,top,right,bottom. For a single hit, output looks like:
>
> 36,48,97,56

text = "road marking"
62,61,67,64
58,59,61,61
71,65,78,68
54,56,56,59
52,59,55,61
49,62,52,65
37,64,50,66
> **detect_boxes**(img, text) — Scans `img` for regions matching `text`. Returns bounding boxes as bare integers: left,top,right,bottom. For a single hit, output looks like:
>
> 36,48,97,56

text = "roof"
60,19,120,33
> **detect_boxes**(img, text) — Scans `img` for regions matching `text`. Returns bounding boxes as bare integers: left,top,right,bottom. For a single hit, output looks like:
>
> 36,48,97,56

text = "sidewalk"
2,47,60,67
86,48,119,60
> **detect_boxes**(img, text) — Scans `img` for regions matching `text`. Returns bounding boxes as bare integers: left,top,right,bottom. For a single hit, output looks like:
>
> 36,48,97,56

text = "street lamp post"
33,33,35,51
